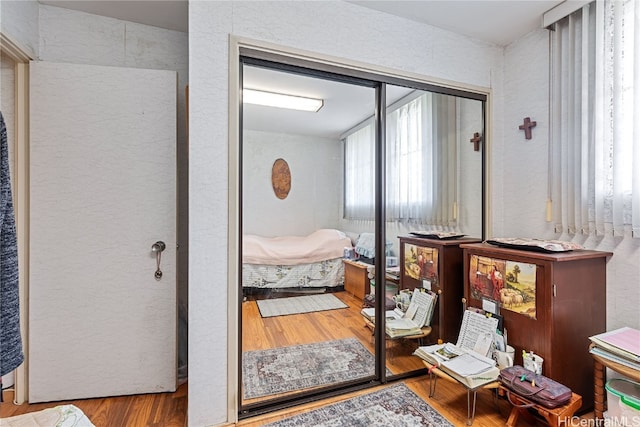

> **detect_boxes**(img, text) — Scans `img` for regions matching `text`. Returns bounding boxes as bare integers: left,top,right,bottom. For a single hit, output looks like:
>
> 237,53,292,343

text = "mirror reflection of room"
240,63,484,408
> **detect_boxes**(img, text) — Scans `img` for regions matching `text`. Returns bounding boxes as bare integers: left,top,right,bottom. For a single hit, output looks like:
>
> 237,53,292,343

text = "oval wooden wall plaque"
271,158,291,199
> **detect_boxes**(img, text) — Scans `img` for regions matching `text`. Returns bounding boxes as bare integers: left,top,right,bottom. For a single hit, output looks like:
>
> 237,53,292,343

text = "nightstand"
343,259,371,300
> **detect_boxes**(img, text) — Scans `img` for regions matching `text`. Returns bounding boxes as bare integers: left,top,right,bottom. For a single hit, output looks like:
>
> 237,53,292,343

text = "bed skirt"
242,258,344,289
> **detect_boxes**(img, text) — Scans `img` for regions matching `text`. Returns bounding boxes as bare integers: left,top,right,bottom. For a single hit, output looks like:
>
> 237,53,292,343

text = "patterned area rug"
243,338,379,399
256,293,348,318
262,382,454,427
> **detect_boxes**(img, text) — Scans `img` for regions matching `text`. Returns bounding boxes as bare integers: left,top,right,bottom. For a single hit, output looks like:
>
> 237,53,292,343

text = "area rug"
243,338,381,399
262,382,454,427
256,293,348,318
0,404,95,426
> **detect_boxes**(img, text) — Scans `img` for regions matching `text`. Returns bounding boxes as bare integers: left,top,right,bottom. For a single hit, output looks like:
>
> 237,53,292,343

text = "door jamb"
1,32,31,405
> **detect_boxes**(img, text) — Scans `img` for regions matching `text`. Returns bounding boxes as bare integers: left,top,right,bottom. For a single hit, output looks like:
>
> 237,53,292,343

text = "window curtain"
344,122,375,220
550,0,640,237
344,93,457,224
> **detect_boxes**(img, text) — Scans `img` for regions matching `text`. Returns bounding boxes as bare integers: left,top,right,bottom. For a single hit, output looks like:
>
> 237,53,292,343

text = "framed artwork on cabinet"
468,254,537,319
403,243,439,287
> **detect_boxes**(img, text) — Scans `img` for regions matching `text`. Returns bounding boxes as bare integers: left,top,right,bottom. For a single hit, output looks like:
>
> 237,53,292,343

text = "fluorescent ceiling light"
244,89,323,112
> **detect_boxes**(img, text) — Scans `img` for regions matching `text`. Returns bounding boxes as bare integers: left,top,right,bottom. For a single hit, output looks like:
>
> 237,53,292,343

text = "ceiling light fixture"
243,89,323,112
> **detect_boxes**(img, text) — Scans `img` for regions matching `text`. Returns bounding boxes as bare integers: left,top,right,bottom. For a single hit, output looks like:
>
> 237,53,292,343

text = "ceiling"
39,0,565,46
38,0,564,137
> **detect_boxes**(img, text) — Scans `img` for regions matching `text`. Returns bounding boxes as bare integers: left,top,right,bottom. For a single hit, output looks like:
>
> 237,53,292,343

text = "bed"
242,229,352,289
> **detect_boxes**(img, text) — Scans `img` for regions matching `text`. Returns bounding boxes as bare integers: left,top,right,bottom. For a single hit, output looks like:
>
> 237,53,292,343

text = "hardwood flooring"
0,383,187,426
1,290,595,426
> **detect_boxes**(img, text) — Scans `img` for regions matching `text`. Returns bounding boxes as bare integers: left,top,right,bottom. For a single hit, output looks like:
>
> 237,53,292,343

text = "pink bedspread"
243,229,352,266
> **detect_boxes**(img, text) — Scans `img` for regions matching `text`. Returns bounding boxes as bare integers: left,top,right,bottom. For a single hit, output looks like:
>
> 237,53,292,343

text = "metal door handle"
152,241,166,280
152,241,166,253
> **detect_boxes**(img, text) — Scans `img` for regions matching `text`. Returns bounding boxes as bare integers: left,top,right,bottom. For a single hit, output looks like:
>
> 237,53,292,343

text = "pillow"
355,232,393,258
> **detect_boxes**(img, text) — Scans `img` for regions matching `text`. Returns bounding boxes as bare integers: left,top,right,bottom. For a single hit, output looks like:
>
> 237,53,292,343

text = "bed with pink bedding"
242,229,352,289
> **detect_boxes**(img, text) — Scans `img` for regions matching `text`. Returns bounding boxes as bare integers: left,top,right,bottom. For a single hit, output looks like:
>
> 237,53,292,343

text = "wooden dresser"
399,236,481,345
460,242,612,412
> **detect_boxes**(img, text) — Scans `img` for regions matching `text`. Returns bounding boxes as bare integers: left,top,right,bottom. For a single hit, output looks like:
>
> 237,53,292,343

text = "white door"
28,61,177,402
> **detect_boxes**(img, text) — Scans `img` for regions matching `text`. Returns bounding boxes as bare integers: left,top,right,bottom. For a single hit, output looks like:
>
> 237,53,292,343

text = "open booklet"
413,309,500,387
414,343,499,388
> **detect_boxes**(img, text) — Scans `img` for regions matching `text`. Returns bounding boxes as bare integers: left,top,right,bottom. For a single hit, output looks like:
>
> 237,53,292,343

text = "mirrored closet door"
238,54,487,416
239,62,382,410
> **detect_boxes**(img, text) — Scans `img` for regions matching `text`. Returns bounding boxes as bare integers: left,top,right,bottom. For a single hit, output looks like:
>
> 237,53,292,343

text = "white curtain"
550,0,640,237
344,93,457,224
344,121,375,220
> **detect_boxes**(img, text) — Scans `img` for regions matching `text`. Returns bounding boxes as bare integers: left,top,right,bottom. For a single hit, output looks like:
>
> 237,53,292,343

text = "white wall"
0,0,39,59
189,1,503,425
243,130,342,237
501,29,640,330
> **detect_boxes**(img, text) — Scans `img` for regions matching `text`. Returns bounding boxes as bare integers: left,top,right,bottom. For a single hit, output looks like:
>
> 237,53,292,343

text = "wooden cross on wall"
519,117,537,139
470,132,482,151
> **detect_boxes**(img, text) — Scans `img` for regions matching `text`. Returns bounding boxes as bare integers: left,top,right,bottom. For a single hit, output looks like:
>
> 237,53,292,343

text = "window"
344,91,458,224
550,0,640,237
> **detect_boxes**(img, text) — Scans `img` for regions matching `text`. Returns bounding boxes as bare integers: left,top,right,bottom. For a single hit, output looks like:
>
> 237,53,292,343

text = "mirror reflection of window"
344,87,483,239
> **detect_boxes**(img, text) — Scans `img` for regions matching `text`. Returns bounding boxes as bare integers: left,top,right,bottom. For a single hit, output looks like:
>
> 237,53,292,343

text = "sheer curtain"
344,121,375,220
344,93,457,224
550,0,640,237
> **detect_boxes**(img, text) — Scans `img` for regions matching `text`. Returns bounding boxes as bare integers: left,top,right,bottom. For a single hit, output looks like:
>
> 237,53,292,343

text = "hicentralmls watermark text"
561,416,640,427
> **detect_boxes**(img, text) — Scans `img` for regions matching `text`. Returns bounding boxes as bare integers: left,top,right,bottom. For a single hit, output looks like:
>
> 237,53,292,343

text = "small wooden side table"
498,385,582,427
421,360,499,426
591,346,640,421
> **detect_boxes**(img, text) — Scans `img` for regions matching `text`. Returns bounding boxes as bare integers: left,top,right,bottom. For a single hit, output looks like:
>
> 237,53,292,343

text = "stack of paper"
386,317,424,337
360,307,402,323
589,327,640,370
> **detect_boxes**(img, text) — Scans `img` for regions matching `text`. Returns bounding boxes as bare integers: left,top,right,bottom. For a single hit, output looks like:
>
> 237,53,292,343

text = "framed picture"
403,243,439,288
468,254,536,319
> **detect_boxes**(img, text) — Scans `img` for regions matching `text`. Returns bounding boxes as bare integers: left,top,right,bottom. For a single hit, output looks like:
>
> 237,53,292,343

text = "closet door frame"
228,35,490,422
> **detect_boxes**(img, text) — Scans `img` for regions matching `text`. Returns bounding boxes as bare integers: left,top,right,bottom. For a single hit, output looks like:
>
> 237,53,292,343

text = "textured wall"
189,1,503,425
0,0,39,59
243,130,342,237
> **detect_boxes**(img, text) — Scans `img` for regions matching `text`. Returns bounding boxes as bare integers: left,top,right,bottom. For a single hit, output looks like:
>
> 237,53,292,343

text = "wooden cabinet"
343,260,371,300
399,236,481,345
460,243,612,412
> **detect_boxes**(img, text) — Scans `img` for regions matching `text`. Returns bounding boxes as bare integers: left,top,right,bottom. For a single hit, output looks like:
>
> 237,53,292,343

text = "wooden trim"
1,32,30,405
0,33,32,63
13,61,29,405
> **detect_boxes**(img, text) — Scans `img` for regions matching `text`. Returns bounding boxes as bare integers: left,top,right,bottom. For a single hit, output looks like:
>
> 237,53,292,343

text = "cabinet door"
400,240,440,291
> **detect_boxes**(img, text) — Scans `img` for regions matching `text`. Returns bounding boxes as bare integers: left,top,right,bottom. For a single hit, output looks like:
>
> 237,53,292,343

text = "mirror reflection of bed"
240,62,484,407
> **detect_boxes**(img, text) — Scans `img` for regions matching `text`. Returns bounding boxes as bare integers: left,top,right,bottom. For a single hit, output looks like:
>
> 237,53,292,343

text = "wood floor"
1,290,596,426
0,382,187,426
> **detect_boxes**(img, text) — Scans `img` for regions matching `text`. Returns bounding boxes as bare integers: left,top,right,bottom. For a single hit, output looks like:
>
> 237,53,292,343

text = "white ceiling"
349,0,563,46
39,0,565,46
38,0,565,137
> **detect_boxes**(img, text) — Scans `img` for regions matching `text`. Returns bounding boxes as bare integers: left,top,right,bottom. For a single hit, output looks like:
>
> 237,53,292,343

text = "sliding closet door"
238,58,487,416
29,61,177,402
239,63,381,409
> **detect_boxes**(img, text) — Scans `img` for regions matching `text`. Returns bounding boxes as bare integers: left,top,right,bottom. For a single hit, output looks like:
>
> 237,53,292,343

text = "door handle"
152,241,166,253
152,241,166,280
